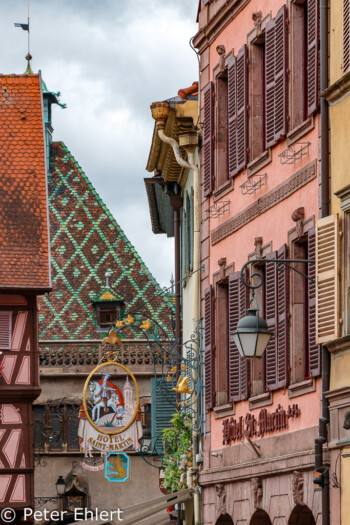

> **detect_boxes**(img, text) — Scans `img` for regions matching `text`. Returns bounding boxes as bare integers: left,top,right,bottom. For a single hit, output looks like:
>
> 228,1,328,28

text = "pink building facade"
194,1,322,523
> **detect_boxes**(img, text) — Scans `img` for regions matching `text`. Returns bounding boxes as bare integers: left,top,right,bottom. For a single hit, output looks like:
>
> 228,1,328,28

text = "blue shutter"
151,378,177,453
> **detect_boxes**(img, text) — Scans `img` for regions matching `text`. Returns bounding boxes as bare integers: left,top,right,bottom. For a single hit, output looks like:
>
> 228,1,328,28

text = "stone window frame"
287,213,317,397
212,50,235,201
335,184,350,335
212,258,234,409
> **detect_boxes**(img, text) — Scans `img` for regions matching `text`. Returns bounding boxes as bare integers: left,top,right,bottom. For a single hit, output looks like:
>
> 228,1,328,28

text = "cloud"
0,0,199,287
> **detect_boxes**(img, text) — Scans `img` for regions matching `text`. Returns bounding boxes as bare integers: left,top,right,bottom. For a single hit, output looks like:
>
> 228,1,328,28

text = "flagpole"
27,0,30,55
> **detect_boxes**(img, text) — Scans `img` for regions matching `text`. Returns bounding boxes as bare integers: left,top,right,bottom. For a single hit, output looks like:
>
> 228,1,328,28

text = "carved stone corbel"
216,45,226,73
292,471,304,506
254,237,263,259
251,477,263,510
216,483,227,517
252,12,263,37
292,207,305,239
218,257,227,281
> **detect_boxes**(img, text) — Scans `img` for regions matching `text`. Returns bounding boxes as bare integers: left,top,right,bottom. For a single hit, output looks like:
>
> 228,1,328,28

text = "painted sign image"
82,362,140,435
105,452,130,483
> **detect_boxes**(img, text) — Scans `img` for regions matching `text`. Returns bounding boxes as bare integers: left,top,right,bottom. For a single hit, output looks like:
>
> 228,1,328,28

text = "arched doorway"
250,509,272,525
216,514,234,525
288,505,316,525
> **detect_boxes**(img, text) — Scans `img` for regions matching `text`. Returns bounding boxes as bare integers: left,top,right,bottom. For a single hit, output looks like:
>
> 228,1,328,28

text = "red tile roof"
0,74,50,290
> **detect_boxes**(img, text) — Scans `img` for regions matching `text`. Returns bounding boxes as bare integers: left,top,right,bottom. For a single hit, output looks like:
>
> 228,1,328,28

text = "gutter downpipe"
318,1,330,524
154,121,201,525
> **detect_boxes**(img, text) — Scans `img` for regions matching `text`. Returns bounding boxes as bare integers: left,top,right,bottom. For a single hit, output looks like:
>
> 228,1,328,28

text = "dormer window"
92,272,124,332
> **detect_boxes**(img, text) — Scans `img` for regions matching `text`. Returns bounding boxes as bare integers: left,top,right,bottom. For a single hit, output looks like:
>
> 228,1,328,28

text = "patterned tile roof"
92,287,123,303
0,74,50,290
39,142,174,340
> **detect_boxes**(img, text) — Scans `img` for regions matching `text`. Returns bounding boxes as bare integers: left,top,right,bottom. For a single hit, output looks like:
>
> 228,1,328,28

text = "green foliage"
162,412,192,493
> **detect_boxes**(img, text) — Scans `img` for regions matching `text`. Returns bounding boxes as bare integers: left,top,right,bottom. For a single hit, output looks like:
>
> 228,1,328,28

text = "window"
228,45,249,177
215,280,229,406
185,190,194,274
215,70,229,187
0,311,12,349
95,303,121,331
249,37,266,160
290,0,319,128
151,378,176,453
203,82,214,196
34,404,80,452
204,285,215,410
265,5,288,149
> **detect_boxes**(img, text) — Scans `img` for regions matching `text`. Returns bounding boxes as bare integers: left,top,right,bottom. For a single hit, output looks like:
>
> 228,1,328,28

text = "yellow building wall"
329,95,350,216
330,348,350,391
341,448,350,524
330,0,344,85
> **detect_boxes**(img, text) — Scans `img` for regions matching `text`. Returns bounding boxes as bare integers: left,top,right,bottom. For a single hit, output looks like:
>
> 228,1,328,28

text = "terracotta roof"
178,82,198,100
0,74,50,290
39,142,174,340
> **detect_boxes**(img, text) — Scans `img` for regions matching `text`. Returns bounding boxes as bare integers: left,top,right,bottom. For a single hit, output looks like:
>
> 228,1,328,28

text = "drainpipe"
150,102,201,525
318,1,330,524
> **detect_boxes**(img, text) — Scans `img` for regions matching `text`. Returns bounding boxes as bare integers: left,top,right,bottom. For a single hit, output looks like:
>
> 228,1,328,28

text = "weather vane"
14,0,32,74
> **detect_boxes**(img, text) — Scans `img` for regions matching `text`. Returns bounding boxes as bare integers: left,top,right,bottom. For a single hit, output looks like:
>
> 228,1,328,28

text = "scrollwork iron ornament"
101,312,203,467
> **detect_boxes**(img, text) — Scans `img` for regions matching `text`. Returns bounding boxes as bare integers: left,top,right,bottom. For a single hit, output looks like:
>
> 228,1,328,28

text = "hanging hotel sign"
79,361,141,456
222,403,300,445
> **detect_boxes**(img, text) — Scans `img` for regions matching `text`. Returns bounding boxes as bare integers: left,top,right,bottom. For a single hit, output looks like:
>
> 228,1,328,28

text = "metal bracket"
278,142,310,165
205,201,230,219
240,174,267,195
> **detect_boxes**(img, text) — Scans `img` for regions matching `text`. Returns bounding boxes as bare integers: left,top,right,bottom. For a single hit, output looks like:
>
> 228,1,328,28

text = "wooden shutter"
265,252,277,389
344,0,350,73
308,228,321,376
316,214,340,343
276,244,289,388
228,272,249,402
204,285,215,409
203,82,214,196
265,18,276,148
307,0,319,115
274,5,288,142
228,56,237,177
0,311,12,349
236,45,248,173
151,378,177,454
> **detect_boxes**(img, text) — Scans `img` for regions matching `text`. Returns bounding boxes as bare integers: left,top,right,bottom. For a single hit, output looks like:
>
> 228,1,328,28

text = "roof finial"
25,53,33,75
105,271,111,288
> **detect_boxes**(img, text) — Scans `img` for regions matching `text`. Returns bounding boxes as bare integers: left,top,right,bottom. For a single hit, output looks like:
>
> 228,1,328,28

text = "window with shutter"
228,272,249,402
151,378,177,454
307,228,321,376
228,46,248,177
203,82,214,197
307,0,319,116
0,311,12,349
316,214,340,343
249,37,266,161
265,7,288,148
215,67,229,188
276,244,289,388
204,285,215,409
264,252,278,389
344,0,350,73
228,56,237,177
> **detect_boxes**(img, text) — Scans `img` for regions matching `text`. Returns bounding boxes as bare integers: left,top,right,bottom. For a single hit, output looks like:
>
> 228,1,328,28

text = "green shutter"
151,377,177,454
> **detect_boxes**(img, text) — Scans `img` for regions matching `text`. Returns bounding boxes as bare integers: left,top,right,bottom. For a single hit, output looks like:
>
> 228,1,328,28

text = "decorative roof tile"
0,74,50,290
39,142,174,340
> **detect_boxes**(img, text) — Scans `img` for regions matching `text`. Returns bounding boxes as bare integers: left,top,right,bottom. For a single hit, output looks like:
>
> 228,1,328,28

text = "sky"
1,0,199,288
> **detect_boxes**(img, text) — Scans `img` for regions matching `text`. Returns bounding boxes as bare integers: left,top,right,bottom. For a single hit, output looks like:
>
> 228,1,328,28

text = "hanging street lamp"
231,257,315,359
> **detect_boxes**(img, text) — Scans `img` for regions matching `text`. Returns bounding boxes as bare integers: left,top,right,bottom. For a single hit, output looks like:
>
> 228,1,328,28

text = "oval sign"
83,361,139,435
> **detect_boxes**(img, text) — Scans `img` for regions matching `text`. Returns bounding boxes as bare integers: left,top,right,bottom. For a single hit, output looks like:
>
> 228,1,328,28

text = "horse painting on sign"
84,363,139,434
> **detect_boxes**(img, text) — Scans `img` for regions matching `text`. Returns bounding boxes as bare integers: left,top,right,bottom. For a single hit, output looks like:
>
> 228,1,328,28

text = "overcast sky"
1,0,199,288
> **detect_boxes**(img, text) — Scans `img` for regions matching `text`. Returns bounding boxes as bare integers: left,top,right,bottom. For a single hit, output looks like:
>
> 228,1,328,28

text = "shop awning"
74,488,193,525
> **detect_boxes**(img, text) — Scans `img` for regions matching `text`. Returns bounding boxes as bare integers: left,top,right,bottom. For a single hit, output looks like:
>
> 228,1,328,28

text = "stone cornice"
325,334,350,353
322,70,350,105
211,160,317,245
193,0,251,54
199,448,316,486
